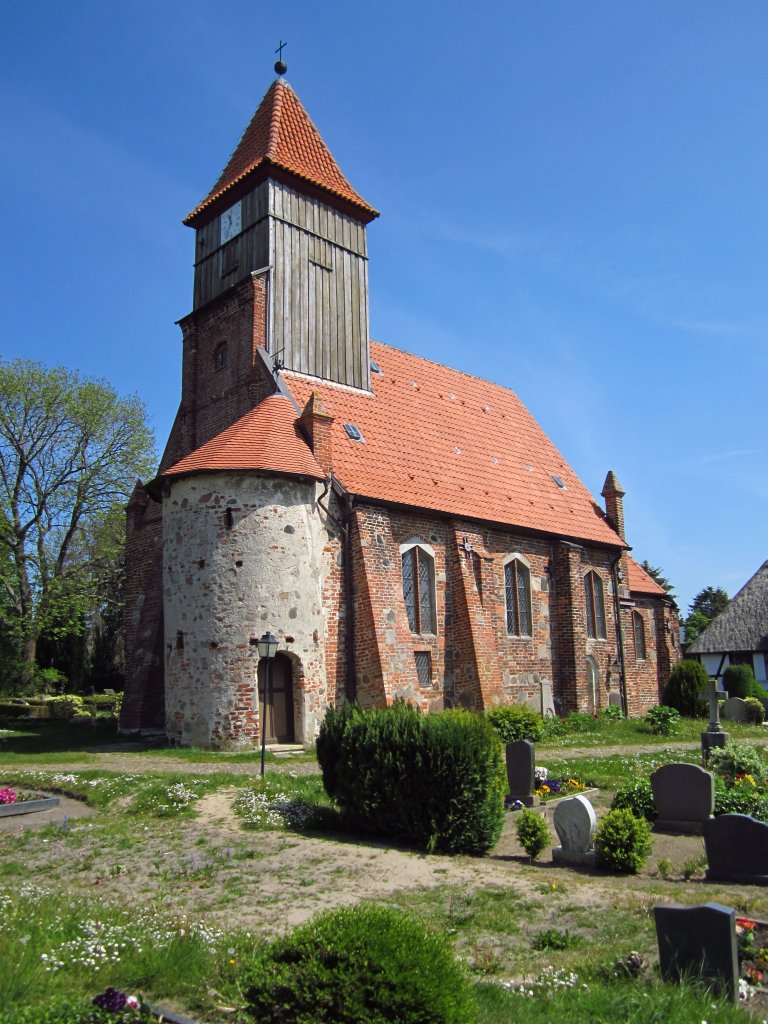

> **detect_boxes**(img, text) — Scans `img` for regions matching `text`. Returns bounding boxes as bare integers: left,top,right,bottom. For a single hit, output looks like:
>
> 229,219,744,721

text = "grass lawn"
1,716,767,1021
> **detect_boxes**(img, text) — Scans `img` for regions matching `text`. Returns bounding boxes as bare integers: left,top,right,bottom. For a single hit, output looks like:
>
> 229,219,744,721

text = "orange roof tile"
184,79,378,225
283,343,627,548
626,556,667,596
163,395,324,481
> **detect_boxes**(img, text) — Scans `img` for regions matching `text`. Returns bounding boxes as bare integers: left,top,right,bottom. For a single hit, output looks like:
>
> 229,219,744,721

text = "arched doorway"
257,653,295,744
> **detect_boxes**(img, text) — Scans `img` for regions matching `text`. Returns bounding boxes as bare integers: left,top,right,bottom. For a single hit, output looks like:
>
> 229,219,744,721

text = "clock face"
220,201,242,244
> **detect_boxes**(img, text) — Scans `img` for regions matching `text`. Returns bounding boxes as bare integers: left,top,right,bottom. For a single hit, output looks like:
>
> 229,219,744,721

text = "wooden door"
258,653,295,744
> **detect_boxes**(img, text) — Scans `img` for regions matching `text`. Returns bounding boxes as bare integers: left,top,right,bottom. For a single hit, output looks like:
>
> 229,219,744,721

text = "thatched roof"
688,560,768,654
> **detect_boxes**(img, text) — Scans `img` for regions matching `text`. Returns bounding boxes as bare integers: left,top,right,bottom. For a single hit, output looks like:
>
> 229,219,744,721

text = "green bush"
744,696,765,724
316,701,506,854
515,808,550,859
563,711,600,733
486,703,544,744
611,778,656,821
541,715,566,739
594,808,652,873
644,704,681,736
723,664,756,699
45,695,85,719
707,740,766,780
714,776,768,820
662,660,709,717
599,705,624,720
240,905,474,1024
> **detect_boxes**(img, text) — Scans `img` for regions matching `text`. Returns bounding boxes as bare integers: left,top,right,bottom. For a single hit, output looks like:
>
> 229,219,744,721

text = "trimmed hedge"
316,701,506,854
240,905,474,1024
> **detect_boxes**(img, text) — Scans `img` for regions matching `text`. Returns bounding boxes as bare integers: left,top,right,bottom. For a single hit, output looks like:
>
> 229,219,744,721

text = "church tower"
182,71,378,392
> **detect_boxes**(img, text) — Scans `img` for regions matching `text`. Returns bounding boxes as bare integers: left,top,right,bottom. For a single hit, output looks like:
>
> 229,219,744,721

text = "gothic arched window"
633,611,646,660
584,570,607,639
504,556,532,636
400,542,436,634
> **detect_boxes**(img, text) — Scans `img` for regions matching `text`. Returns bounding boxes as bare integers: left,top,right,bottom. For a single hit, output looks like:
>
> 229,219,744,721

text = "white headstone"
552,794,596,866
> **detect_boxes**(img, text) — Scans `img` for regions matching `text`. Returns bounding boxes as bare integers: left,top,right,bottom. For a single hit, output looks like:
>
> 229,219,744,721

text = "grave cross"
699,679,727,733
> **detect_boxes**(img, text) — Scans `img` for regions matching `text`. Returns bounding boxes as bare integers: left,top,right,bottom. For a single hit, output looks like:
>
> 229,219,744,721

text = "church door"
257,654,295,744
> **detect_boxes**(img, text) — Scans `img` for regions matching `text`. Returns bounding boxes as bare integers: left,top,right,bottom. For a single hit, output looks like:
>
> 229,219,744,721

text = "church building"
122,68,679,747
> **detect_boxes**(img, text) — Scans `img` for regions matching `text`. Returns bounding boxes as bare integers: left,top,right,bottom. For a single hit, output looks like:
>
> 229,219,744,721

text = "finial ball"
274,59,287,76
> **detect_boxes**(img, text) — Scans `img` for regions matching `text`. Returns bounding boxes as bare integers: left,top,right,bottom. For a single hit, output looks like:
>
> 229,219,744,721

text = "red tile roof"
184,79,378,226
626,556,667,596
163,395,324,481
283,343,627,548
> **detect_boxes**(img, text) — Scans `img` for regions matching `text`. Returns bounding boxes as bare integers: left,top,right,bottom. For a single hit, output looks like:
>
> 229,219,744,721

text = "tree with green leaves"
0,359,155,689
683,585,729,651
640,560,678,610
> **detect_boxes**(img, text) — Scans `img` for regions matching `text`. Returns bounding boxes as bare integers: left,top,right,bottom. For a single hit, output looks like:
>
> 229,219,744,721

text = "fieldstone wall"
163,472,334,748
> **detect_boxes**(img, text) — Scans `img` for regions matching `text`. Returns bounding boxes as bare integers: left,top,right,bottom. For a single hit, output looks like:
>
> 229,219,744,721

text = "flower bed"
0,785,59,817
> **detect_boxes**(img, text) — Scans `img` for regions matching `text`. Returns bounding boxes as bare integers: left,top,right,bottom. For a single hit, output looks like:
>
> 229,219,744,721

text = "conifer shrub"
316,701,506,854
240,905,474,1024
485,703,544,744
661,660,709,717
594,808,652,873
514,807,550,859
723,663,756,699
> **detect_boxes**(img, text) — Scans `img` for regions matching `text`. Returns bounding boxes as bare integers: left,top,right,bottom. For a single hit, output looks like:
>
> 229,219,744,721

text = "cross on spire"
274,40,288,76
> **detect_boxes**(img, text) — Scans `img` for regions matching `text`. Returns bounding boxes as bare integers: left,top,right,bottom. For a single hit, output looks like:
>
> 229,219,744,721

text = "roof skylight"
552,474,566,489
343,423,365,443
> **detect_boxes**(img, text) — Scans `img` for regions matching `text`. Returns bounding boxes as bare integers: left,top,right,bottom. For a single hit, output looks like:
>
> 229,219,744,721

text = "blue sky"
2,1,766,616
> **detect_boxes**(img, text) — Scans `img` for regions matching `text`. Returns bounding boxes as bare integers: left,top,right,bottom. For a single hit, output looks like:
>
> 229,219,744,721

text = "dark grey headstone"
506,739,539,807
702,729,730,761
704,814,768,885
650,763,714,834
654,902,738,1001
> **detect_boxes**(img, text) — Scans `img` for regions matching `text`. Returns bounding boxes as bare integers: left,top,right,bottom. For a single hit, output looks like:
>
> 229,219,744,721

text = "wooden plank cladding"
269,180,370,391
191,178,371,392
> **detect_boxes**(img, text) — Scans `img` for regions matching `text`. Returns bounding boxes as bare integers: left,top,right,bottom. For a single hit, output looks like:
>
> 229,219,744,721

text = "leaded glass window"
634,611,646,660
505,558,532,636
401,545,436,634
584,571,607,640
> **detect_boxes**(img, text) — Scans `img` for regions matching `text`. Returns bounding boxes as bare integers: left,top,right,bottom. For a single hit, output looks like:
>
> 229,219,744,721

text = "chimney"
298,392,334,475
601,470,626,541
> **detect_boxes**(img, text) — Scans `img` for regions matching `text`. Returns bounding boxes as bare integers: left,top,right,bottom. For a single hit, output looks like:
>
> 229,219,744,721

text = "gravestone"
650,763,714,834
552,794,596,866
654,902,738,1001
608,690,623,710
704,814,768,885
506,739,539,807
721,697,749,724
700,679,730,761
540,678,555,718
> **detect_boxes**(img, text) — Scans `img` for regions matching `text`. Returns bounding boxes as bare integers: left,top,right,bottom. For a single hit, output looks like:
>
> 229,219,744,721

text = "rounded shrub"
644,704,681,736
599,705,624,721
240,905,474,1024
514,807,550,859
744,696,765,724
316,701,506,854
611,778,656,821
714,776,768,820
662,660,709,717
486,703,543,744
594,808,652,873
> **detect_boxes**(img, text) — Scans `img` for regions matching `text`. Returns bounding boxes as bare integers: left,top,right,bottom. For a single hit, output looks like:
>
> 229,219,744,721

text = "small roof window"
552,474,566,489
343,423,365,443
370,359,382,374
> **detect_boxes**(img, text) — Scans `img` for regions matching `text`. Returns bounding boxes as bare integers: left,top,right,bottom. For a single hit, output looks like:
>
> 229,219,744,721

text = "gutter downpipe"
610,551,629,716
316,472,357,702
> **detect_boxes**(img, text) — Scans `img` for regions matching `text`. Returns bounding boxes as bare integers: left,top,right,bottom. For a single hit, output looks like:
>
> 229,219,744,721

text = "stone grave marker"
700,679,729,760
721,697,750,723
704,813,768,885
650,763,714,834
552,794,596,866
506,739,539,807
654,901,738,1001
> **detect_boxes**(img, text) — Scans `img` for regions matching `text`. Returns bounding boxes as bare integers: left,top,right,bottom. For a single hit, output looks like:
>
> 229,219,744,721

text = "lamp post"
257,631,279,778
